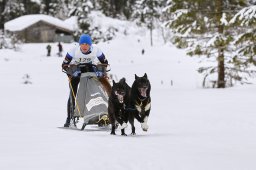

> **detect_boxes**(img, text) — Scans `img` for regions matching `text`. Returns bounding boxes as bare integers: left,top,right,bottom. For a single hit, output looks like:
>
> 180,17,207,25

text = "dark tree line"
0,0,164,30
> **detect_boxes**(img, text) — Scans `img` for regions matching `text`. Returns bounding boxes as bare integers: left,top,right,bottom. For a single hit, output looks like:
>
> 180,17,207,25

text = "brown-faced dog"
108,78,130,135
129,73,151,135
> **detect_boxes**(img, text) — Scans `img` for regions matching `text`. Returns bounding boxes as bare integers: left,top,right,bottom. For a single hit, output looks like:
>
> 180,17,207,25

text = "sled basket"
74,72,109,125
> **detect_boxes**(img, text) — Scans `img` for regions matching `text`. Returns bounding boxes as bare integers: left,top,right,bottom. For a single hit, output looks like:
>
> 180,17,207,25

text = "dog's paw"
110,131,116,135
120,123,128,129
141,123,149,131
131,132,136,135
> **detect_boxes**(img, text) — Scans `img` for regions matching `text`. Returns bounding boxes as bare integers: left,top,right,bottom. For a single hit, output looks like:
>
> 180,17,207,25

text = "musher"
61,34,109,127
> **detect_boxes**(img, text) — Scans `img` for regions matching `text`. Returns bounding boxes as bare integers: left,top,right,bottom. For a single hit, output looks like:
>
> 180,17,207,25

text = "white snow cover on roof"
30,0,41,4
4,14,74,32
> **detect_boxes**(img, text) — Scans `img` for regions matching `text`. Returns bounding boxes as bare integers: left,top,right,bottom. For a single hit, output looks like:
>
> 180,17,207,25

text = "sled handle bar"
74,63,111,72
69,63,109,69
62,63,111,74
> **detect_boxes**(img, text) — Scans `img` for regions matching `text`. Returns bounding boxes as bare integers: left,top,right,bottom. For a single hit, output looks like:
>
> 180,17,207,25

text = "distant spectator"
46,44,51,56
142,49,145,55
58,42,63,57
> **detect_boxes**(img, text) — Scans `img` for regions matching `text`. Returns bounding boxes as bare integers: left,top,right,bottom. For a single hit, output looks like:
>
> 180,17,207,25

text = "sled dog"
108,78,130,135
129,73,151,134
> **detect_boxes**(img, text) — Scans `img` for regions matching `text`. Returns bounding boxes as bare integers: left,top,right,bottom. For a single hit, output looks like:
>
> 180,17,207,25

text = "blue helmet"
79,34,92,46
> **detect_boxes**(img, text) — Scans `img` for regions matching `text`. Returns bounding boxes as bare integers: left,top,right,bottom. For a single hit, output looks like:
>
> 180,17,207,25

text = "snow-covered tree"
0,0,7,29
123,0,136,19
133,0,162,46
40,0,50,15
47,0,69,19
68,0,93,39
165,0,252,88
230,5,256,60
249,0,256,5
228,5,256,83
98,0,113,17
2,0,25,22
22,0,40,15
97,0,135,19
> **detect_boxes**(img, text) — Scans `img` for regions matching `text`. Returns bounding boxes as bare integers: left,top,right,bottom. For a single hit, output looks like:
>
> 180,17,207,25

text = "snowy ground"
1,33,256,170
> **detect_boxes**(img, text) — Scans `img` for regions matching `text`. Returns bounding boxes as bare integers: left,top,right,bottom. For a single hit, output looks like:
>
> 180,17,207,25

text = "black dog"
108,78,130,135
129,73,151,135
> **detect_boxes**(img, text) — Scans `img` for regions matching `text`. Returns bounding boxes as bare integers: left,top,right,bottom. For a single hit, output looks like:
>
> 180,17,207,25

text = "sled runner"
64,63,111,130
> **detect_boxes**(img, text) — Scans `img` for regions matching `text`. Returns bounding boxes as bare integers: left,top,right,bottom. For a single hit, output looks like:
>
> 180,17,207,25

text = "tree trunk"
0,0,6,29
161,27,166,44
150,25,153,46
43,0,51,15
217,50,225,88
150,0,153,46
216,0,225,88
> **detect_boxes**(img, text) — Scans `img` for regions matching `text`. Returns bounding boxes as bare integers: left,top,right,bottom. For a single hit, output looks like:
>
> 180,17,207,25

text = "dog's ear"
143,73,148,78
120,78,126,83
112,80,116,85
135,74,139,80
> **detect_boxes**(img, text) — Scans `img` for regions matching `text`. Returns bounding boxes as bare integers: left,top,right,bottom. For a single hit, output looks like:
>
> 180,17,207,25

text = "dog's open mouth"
115,91,125,103
138,87,148,97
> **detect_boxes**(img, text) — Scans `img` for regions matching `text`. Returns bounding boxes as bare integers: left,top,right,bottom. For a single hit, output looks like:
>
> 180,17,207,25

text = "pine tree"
2,0,25,22
0,0,7,29
98,0,134,19
123,0,136,19
113,0,124,17
133,0,162,46
49,0,69,19
231,5,256,59
228,5,256,83
48,0,59,16
98,0,113,17
41,0,51,15
249,0,256,5
22,0,40,15
69,0,93,39
165,0,250,88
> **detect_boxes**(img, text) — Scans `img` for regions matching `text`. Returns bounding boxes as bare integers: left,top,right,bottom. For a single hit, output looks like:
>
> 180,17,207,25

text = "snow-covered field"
1,32,256,170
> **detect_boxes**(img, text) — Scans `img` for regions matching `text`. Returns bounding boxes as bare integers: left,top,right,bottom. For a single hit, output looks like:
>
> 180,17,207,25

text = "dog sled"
64,63,111,130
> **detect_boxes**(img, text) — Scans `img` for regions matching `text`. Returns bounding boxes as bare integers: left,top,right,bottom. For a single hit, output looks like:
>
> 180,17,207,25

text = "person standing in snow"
46,44,51,56
57,42,63,57
61,34,109,127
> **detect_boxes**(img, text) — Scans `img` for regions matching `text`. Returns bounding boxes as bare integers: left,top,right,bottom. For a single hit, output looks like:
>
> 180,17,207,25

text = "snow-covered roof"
4,14,74,32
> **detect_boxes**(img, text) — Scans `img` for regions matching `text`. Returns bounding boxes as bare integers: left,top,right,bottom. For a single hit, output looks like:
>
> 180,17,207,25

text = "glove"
96,71,103,77
62,57,71,71
72,70,81,77
62,63,69,71
103,59,108,65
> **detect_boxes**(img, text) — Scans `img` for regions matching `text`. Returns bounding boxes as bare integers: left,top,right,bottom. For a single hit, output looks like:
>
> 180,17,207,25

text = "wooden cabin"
4,15,75,43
